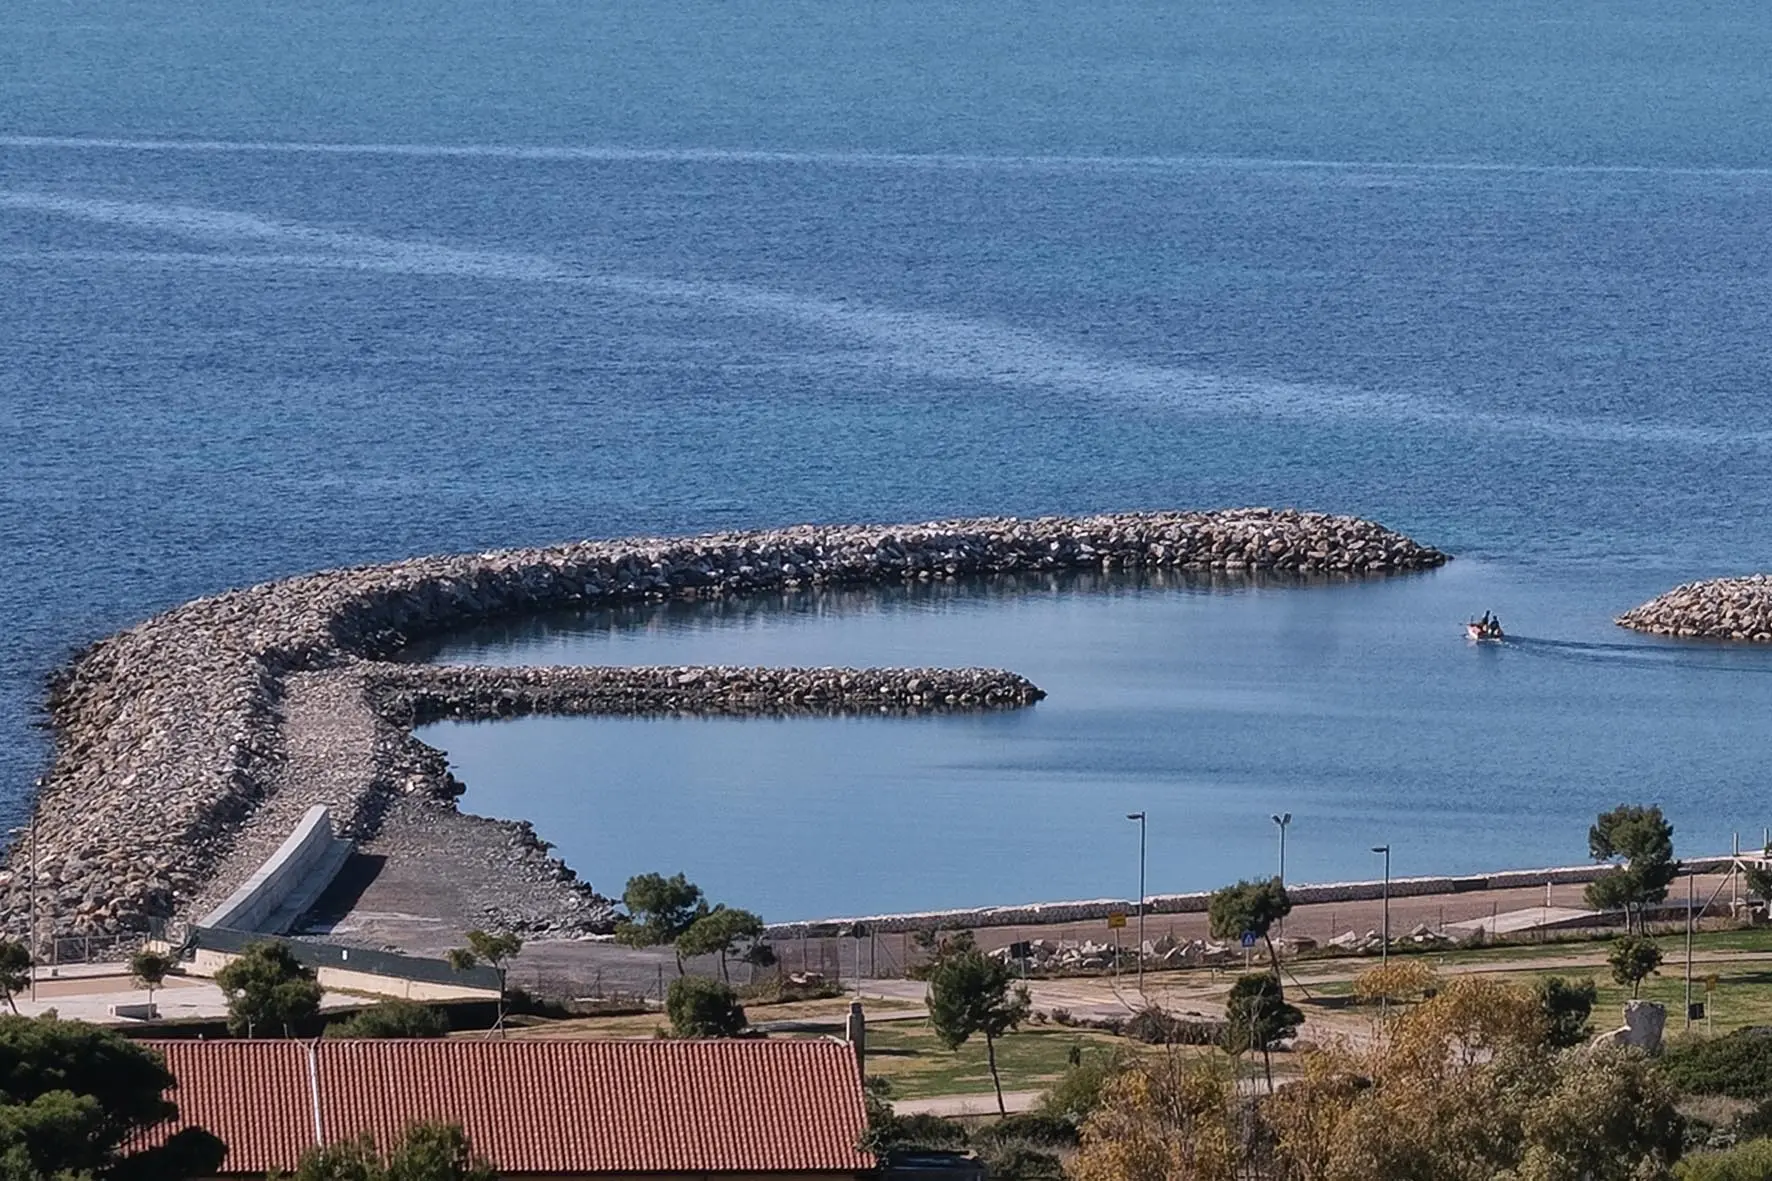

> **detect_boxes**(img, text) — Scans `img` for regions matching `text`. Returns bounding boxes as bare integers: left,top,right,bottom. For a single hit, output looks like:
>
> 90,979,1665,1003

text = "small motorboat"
1466,617,1504,642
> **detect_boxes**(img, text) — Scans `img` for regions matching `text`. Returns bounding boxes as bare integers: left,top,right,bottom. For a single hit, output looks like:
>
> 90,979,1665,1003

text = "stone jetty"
1617,575,1772,642
4,509,1446,942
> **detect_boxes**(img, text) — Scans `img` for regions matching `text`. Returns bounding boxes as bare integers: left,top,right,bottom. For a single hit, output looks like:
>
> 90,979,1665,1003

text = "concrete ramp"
198,805,354,935
1445,906,1604,936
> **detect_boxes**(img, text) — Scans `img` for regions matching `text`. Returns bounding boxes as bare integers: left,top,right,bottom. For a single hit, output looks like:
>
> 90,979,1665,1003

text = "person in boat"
1490,615,1502,636
1479,611,1492,630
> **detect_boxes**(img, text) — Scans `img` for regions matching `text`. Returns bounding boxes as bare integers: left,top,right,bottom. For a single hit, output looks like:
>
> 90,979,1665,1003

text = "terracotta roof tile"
137,1038,872,1175
139,1041,317,1174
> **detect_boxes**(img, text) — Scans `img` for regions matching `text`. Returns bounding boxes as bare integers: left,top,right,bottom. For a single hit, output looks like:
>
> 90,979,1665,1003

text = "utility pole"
1127,812,1146,996
28,796,38,1003
1733,832,1741,915
1685,872,1696,1031
1372,845,1391,965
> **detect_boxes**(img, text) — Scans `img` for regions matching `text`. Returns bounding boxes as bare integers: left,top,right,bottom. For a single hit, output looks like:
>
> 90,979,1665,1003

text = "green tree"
129,948,173,1016
0,941,30,1016
1585,805,1679,932
1608,935,1664,999
926,945,1031,1115
215,941,322,1037
1534,975,1598,1049
1744,855,1772,910
277,1121,494,1181
665,975,748,1037
0,1014,225,1180
675,906,766,983
1207,878,1292,973
445,930,522,1036
1223,972,1303,1090
325,999,449,1039
613,873,708,972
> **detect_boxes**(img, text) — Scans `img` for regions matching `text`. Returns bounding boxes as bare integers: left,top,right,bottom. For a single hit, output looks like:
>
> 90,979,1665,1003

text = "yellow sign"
1107,912,1127,930
1705,974,1719,993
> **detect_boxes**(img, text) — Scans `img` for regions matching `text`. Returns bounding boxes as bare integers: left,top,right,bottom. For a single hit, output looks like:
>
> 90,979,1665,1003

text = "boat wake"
1501,636,1772,674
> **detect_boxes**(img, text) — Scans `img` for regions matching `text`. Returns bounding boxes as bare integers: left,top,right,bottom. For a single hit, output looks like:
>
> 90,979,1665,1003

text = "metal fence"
189,926,502,992
40,932,141,966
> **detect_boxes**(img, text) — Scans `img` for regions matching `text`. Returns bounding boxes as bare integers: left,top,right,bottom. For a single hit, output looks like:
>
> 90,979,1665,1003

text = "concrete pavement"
893,1090,1044,1117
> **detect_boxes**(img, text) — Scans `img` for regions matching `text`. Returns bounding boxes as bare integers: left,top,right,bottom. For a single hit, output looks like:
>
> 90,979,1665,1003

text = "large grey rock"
1590,1000,1666,1054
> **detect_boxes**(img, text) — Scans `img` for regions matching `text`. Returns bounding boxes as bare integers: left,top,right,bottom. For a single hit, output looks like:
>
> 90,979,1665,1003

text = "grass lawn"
1278,927,1772,989
1308,954,1772,1037
498,995,922,1040
857,1022,1157,1101
1509,965,1772,1035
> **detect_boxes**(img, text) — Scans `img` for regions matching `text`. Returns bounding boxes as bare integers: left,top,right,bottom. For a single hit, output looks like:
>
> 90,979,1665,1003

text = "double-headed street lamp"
1271,813,1291,884
1372,844,1391,964
1127,812,1146,995
1272,813,1292,937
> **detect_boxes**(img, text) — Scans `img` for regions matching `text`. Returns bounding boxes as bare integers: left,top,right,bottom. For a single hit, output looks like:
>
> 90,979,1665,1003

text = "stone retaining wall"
6,509,1445,938
197,804,345,933
1618,575,1772,642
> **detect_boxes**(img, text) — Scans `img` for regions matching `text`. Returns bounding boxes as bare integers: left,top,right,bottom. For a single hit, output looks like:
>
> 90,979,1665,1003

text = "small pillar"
847,999,866,1074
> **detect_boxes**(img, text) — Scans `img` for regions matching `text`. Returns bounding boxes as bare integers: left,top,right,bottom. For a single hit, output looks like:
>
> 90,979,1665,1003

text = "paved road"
10,968,362,1026
894,1090,1044,1117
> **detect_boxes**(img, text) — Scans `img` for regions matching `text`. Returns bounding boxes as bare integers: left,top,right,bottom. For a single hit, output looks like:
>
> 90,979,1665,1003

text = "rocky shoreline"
1617,575,1772,642
5,509,1446,942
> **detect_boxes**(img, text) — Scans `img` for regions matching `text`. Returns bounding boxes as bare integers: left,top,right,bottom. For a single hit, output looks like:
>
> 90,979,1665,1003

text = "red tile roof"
140,1041,316,1174
138,1038,873,1176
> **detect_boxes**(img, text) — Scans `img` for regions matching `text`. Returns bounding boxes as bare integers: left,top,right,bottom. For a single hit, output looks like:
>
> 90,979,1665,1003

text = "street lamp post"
9,800,38,1004
1371,845,1391,965
1127,812,1146,996
1272,813,1292,938
1271,813,1291,883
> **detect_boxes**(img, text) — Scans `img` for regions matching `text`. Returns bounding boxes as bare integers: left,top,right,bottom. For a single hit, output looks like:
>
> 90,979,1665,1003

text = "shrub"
1736,1099,1772,1141
972,1112,1080,1150
736,975,841,1004
665,976,747,1037
889,1113,970,1150
1535,975,1598,1049
1675,1136,1772,1181
1123,1005,1223,1046
1665,1032,1772,1099
1353,960,1439,1005
325,999,450,1039
857,1097,968,1156
1036,1049,1131,1125
976,1144,1064,1180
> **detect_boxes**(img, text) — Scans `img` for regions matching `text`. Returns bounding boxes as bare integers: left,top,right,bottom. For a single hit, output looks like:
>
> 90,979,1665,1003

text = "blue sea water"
6,1,1772,916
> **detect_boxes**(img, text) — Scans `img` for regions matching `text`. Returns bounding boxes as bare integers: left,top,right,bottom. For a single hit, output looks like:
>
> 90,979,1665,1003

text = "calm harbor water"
417,563,1772,919
6,2,1772,913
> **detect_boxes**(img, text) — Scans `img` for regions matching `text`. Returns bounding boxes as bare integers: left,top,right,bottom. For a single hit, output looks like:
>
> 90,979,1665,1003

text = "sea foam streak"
4,188,1768,451
7,135,1772,179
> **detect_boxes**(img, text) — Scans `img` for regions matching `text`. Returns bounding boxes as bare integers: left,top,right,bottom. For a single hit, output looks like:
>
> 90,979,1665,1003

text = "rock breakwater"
1618,575,1772,642
370,665,1044,725
7,509,1445,942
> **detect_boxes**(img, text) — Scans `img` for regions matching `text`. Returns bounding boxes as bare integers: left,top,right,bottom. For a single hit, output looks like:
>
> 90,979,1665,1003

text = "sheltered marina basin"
5,509,1447,944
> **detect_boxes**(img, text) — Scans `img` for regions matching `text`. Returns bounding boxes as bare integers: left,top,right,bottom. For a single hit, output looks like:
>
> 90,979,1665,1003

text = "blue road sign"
1240,931,1258,948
